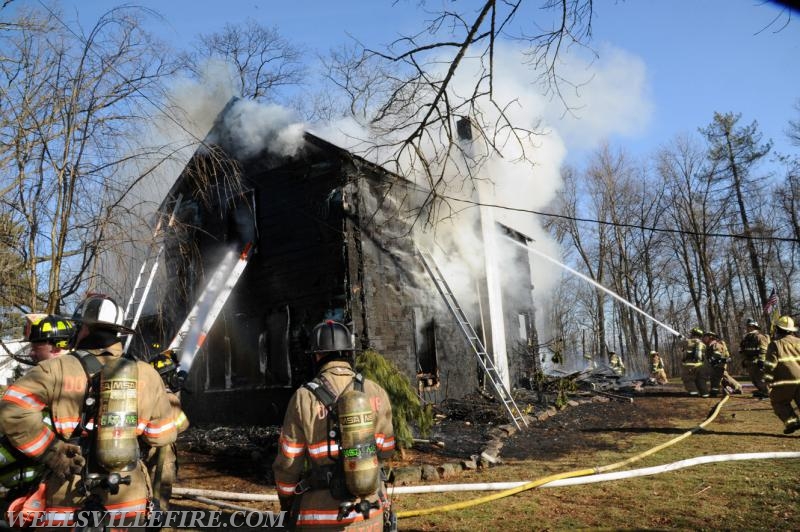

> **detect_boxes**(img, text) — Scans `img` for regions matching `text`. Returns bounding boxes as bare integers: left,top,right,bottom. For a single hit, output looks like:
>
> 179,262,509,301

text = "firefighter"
761,315,800,434
608,351,625,376
681,327,708,396
144,350,189,512
703,331,742,396
0,315,73,530
0,294,176,529
22,314,74,364
648,351,668,385
273,320,395,531
738,318,770,398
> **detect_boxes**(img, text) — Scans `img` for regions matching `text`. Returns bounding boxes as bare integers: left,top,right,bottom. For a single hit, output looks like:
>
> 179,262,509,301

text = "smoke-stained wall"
142,132,534,425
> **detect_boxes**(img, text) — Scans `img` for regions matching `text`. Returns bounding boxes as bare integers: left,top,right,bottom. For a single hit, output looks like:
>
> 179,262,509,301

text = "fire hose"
172,396,799,517
396,395,732,518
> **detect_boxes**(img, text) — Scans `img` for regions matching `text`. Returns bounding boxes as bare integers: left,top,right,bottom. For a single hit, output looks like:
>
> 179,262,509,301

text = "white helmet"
72,294,134,334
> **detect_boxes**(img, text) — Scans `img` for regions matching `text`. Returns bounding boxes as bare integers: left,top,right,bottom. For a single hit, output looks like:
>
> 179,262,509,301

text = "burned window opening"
413,307,440,396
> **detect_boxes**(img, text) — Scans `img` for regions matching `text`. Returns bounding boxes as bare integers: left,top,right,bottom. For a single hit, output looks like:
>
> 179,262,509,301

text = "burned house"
125,104,539,425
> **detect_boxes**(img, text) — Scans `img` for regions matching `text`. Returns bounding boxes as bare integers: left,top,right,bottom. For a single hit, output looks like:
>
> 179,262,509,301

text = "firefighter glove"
42,440,85,481
756,359,765,370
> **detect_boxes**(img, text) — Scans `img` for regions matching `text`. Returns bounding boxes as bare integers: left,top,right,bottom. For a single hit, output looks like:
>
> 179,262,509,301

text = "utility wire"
435,193,800,244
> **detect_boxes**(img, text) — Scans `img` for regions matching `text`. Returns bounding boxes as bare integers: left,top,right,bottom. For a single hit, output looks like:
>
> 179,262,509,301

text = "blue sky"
11,0,800,168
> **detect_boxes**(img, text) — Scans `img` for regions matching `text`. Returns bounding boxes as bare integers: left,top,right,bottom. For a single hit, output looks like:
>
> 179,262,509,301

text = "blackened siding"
350,172,478,400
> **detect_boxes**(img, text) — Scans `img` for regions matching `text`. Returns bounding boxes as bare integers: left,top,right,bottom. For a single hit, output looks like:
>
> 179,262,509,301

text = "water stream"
503,236,682,338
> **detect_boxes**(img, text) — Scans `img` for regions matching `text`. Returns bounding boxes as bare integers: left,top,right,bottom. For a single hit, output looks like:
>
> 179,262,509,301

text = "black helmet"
24,314,74,349
745,318,760,329
72,294,134,334
308,320,354,353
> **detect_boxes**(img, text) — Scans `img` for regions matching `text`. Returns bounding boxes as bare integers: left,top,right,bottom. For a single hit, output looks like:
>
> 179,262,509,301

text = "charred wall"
347,170,479,400
166,143,353,425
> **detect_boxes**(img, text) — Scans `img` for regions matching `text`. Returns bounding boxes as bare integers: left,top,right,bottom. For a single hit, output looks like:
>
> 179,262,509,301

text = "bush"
355,349,433,449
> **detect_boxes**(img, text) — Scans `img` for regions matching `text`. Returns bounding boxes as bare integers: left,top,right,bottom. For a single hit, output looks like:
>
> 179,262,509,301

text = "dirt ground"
169,380,800,530
172,382,715,494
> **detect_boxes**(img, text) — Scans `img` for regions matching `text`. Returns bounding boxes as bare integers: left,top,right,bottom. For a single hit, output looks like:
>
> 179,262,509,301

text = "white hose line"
541,451,800,488
174,451,800,502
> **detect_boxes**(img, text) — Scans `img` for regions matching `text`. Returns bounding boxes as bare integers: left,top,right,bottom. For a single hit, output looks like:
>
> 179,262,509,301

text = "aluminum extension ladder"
166,241,254,374
417,248,528,429
122,194,183,352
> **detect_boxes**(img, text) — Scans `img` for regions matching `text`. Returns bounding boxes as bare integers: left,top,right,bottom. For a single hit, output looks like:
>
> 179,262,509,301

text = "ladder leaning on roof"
122,193,183,353
416,247,528,430
166,241,254,376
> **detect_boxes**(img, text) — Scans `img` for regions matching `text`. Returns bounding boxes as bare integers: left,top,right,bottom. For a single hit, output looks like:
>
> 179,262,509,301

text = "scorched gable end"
135,113,536,425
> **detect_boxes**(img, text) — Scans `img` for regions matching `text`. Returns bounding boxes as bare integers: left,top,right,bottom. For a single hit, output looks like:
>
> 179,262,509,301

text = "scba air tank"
336,389,379,497
96,357,139,472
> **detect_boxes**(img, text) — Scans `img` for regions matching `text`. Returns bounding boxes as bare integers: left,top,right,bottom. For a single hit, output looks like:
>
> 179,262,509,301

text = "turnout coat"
0,343,176,526
273,360,395,530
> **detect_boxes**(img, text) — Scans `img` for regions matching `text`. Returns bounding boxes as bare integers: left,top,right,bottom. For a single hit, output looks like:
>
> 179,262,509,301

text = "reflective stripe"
18,427,54,458
105,497,148,517
275,480,297,496
308,440,339,458
36,499,147,527
53,417,80,434
143,419,175,436
296,507,382,526
37,508,77,527
776,355,800,363
3,386,45,410
279,435,305,458
375,434,395,451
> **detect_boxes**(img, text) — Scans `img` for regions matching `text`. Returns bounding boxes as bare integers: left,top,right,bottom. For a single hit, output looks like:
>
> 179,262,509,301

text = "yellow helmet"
775,315,798,332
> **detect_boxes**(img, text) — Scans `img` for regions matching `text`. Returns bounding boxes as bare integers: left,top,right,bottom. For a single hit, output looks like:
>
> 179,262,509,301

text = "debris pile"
179,425,281,457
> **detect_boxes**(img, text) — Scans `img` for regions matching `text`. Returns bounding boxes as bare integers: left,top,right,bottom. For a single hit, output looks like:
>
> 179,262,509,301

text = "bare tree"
788,99,800,147
323,1,594,225
181,19,305,103
701,112,773,312
0,5,178,314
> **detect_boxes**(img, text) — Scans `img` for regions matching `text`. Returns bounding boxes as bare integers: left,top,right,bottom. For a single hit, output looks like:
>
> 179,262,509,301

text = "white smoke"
311,40,652,357
207,98,306,159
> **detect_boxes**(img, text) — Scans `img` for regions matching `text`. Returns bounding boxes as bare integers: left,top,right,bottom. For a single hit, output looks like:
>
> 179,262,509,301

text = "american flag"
764,288,778,314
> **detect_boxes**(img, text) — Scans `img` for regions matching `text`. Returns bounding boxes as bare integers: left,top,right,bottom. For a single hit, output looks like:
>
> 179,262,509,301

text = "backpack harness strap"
69,350,104,447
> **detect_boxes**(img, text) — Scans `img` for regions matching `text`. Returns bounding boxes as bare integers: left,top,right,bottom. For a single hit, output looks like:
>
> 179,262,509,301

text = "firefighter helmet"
72,294,134,334
308,320,355,353
650,350,658,356
690,327,703,337
24,314,74,349
704,331,718,338
745,318,760,329
775,315,798,332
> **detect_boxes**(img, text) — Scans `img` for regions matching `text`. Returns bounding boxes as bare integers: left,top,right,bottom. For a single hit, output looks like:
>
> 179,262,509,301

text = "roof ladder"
417,248,528,430
122,193,183,352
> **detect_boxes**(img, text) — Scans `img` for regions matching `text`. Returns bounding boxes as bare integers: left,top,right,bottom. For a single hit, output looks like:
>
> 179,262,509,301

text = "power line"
435,194,800,244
